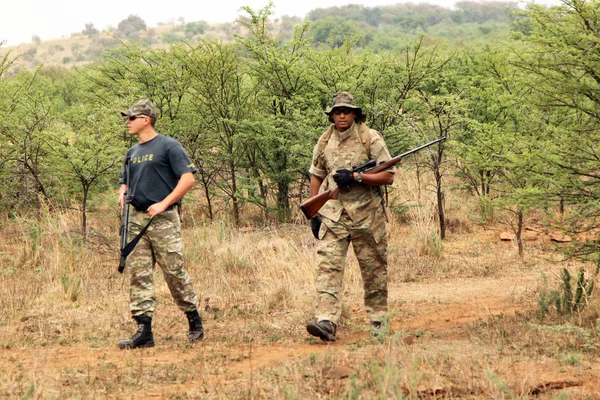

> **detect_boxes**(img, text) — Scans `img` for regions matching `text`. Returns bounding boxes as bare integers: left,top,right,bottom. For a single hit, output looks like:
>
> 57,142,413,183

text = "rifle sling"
121,219,153,259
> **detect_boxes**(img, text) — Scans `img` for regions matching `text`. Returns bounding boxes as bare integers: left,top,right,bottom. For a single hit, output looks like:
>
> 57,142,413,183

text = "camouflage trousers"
314,210,388,325
127,208,198,318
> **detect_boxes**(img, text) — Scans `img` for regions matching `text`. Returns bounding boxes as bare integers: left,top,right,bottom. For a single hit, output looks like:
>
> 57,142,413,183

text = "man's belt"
131,198,176,213
132,204,176,213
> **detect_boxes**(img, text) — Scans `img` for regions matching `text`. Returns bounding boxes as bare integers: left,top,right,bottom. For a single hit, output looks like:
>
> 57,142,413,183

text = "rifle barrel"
366,136,446,175
298,136,446,220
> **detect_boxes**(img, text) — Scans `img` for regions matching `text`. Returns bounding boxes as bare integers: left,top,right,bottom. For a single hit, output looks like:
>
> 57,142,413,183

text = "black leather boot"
185,309,204,342
306,320,337,342
118,315,155,349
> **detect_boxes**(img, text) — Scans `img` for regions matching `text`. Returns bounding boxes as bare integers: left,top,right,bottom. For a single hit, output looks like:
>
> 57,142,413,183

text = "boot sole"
188,331,204,342
118,340,155,350
306,322,336,342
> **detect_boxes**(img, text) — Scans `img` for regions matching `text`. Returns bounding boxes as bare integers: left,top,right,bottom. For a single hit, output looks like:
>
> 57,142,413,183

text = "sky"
1,0,561,47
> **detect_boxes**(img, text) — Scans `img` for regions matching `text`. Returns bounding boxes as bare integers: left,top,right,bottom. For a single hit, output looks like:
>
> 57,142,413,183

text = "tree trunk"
229,159,239,227
203,183,213,220
82,183,89,243
277,181,290,222
516,210,524,257
436,167,446,240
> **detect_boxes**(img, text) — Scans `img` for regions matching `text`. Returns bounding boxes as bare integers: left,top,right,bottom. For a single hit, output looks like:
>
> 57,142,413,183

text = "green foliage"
1,0,600,260
306,2,519,47
507,0,600,262
183,21,206,37
308,17,369,48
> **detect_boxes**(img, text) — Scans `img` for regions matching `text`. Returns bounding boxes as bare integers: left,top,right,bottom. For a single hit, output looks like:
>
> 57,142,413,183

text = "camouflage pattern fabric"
127,208,198,317
324,92,366,123
121,99,158,119
314,210,388,324
309,121,393,325
309,122,393,235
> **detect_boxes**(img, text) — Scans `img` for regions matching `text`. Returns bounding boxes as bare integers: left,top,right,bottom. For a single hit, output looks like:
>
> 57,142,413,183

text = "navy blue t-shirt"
120,134,197,210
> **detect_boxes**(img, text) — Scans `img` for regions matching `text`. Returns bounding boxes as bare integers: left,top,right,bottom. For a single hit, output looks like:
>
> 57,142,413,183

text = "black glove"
311,216,322,239
333,169,356,188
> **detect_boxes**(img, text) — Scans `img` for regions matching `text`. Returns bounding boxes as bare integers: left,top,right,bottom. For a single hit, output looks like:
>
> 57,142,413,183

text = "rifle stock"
299,188,340,220
299,136,446,220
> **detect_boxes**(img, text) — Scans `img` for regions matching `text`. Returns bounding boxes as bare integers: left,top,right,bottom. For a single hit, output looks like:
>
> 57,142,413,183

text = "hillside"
0,1,520,71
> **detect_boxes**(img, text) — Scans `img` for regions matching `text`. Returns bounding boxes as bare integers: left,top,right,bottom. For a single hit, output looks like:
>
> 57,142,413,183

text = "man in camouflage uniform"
306,92,394,342
117,99,204,349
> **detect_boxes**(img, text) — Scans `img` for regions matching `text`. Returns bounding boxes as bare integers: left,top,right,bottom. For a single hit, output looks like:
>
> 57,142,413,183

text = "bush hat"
121,99,158,119
324,92,366,123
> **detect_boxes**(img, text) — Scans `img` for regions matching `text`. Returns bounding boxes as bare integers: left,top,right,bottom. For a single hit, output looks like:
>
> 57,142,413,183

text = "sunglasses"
127,115,147,121
331,108,355,116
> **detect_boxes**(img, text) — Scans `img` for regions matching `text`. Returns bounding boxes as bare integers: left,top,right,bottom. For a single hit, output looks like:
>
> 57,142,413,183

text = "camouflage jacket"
309,122,394,224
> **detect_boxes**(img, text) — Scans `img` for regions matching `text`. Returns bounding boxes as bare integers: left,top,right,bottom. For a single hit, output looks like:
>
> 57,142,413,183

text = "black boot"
185,309,204,342
118,315,155,349
306,320,337,342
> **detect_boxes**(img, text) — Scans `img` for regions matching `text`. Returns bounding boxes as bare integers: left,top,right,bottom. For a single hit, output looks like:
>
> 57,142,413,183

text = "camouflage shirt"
309,123,393,224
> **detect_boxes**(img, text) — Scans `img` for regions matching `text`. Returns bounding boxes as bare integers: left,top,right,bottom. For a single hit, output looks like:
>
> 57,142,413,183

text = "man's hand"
118,185,127,210
147,201,169,218
333,169,356,188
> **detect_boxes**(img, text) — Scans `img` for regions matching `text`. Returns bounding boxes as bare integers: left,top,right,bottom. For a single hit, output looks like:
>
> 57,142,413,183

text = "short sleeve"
370,130,395,174
308,142,327,179
167,142,198,178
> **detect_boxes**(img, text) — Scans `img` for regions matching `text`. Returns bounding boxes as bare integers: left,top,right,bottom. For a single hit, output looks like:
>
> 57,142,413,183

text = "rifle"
299,136,446,220
118,157,132,273
118,157,152,273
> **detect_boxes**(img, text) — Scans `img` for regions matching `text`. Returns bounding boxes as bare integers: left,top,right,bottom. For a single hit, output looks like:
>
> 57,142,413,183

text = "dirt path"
2,271,598,398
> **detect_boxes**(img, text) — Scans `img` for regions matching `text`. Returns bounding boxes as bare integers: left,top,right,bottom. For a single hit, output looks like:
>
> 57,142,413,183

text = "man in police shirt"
117,99,203,349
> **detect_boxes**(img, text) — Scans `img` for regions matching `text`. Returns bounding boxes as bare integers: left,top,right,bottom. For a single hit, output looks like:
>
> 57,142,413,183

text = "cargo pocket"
165,239,184,272
371,212,387,244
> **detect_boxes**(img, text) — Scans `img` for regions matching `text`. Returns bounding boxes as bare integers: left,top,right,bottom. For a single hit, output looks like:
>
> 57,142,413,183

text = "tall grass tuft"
538,265,598,318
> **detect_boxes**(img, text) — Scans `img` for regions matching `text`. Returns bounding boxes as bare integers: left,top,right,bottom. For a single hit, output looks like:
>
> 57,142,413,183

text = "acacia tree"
0,69,56,210
85,41,193,129
44,104,123,240
513,0,600,261
402,52,465,241
236,4,322,222
175,40,253,226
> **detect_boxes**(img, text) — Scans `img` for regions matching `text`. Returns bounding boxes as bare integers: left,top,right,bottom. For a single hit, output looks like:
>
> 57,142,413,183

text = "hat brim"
324,103,362,115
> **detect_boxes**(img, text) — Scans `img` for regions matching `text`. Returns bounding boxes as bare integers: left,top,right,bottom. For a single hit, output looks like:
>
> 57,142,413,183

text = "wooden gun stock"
299,188,341,220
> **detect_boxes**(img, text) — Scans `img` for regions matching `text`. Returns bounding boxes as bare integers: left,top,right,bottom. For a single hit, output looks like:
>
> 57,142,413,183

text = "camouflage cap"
121,99,158,119
324,92,366,123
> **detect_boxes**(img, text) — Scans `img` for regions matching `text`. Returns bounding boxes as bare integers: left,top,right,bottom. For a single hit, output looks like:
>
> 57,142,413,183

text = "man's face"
125,114,149,135
331,107,356,132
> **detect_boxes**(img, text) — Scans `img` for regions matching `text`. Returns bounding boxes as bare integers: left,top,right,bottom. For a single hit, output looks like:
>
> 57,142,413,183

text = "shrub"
117,15,147,37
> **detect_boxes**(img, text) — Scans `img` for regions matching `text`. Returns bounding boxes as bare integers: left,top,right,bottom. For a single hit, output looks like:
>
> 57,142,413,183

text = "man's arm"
147,172,195,218
353,171,394,186
310,175,324,197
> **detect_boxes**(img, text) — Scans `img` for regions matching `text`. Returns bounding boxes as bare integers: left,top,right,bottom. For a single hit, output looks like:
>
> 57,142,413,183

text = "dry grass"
0,169,598,398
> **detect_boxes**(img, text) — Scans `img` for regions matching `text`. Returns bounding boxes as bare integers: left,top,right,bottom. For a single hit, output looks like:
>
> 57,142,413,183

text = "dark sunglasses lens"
333,108,352,115
128,116,136,121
